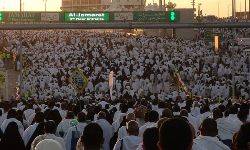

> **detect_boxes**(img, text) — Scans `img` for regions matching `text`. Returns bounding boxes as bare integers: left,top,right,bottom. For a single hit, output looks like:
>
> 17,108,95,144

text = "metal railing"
0,22,250,30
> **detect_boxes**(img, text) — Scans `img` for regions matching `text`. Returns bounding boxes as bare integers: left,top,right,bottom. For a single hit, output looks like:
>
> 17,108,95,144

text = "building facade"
111,0,145,10
61,0,146,11
236,12,250,20
61,0,111,11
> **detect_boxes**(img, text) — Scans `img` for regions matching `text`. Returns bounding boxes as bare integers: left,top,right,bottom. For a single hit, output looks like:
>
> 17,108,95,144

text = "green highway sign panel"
167,10,180,23
0,12,4,22
133,11,167,22
5,12,41,22
64,12,110,22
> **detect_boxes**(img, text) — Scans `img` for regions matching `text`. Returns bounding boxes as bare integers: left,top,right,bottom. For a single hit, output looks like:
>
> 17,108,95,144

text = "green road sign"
167,10,180,23
0,12,4,22
64,12,110,22
133,11,167,22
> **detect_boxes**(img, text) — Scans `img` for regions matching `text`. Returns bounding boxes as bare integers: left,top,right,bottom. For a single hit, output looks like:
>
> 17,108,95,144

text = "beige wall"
175,8,195,40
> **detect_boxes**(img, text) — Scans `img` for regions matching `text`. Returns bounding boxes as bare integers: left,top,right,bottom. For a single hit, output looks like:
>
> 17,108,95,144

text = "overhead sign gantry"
0,11,180,23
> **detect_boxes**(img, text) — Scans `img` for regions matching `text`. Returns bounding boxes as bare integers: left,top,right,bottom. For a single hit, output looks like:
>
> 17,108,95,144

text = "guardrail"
0,22,249,30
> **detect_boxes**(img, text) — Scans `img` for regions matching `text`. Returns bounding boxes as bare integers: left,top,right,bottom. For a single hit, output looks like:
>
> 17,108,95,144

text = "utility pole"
163,0,166,11
232,0,234,17
191,0,195,14
218,2,220,18
159,0,163,10
234,0,236,17
245,0,247,19
20,0,22,12
43,0,48,12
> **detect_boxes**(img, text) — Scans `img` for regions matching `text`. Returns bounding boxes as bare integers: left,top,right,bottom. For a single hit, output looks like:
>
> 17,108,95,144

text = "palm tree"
166,1,176,10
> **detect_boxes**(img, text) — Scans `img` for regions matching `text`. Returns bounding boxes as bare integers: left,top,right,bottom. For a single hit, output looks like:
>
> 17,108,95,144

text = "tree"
166,1,176,10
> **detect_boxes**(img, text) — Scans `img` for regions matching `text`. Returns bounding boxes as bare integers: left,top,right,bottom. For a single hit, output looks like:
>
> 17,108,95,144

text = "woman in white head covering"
35,139,63,150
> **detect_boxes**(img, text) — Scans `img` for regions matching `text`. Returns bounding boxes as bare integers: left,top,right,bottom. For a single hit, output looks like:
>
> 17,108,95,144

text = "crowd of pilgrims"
0,97,249,150
1,29,248,101
0,24,249,150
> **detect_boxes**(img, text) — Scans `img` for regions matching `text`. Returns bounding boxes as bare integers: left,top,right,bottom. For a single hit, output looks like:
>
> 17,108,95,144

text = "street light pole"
19,0,23,97
232,0,234,17
245,0,247,19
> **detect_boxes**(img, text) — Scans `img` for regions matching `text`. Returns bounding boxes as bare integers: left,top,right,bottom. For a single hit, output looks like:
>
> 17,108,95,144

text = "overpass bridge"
0,22,250,30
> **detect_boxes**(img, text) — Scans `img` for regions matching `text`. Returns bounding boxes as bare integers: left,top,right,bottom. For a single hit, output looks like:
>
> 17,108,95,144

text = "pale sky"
0,0,248,17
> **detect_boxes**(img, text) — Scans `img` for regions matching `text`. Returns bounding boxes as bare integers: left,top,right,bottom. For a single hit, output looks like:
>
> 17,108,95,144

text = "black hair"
172,103,180,112
81,123,103,150
234,122,250,150
16,110,24,122
161,108,173,119
143,127,159,150
213,108,223,120
237,110,248,123
148,110,159,122
46,109,62,125
237,103,249,123
77,112,86,122
229,105,238,114
66,111,75,119
180,109,188,117
34,112,45,123
120,103,128,113
201,118,218,137
218,104,226,112
159,118,193,150
7,109,17,119
44,121,56,134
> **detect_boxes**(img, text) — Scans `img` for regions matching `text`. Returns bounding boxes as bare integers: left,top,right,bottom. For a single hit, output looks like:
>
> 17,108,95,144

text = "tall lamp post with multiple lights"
19,0,23,96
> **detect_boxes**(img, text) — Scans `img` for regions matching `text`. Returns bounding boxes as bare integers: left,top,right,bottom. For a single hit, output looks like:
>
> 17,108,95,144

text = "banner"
22,55,32,68
170,67,189,95
109,71,114,100
4,12,41,22
114,12,133,21
70,68,88,93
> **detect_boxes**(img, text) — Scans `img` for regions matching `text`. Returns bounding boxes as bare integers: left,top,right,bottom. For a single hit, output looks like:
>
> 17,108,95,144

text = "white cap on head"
35,139,63,150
